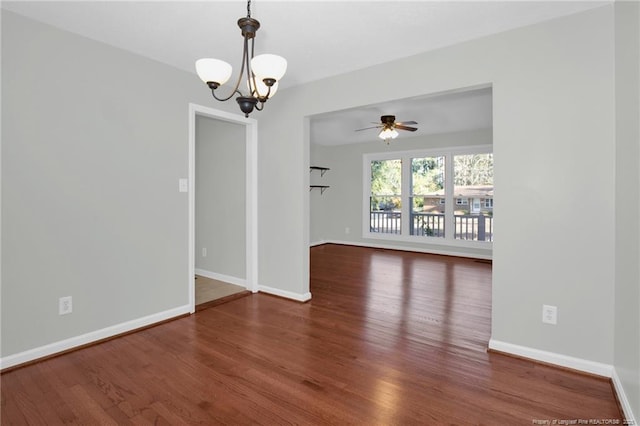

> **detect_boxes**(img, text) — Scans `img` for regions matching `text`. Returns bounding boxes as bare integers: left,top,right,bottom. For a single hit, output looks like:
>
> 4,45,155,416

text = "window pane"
410,156,445,237
453,153,493,241
370,159,402,234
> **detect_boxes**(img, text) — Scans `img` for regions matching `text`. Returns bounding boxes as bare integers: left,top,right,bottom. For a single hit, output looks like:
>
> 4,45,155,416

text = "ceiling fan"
355,115,418,142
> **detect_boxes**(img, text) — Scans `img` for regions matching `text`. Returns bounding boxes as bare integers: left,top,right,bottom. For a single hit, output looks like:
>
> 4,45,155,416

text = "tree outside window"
364,147,493,244
411,157,445,237
370,159,402,234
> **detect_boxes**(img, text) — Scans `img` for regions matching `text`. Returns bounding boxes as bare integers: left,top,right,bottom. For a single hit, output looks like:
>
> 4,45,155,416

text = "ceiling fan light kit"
356,114,418,143
195,0,287,117
378,128,399,140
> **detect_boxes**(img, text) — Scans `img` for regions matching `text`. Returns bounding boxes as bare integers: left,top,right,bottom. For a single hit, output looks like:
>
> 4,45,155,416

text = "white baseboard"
310,240,327,247
612,368,637,423
195,268,247,289
196,269,310,301
488,339,614,377
488,340,637,422
0,304,191,371
316,239,492,260
258,285,312,302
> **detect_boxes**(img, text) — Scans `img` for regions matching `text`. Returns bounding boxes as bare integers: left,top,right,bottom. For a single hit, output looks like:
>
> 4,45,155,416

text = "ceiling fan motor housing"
381,115,396,126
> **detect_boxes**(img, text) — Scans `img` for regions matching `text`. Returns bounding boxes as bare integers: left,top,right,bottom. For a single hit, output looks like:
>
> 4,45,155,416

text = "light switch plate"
179,178,189,193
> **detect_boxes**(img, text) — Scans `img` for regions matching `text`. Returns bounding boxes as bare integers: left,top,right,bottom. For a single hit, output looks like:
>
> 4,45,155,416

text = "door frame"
471,198,481,214
188,103,258,313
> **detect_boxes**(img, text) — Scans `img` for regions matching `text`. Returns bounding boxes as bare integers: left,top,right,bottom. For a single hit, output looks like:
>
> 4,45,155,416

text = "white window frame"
362,145,492,248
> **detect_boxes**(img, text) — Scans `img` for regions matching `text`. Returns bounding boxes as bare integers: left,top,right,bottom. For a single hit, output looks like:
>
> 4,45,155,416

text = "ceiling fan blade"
395,124,418,132
396,120,417,125
355,125,382,132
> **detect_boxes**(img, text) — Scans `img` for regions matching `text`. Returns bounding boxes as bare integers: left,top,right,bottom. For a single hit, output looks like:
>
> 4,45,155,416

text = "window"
370,159,402,234
453,153,493,241
410,156,445,237
364,146,493,245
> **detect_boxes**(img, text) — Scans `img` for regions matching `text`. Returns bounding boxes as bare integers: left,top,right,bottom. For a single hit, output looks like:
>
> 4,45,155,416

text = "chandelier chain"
247,0,251,18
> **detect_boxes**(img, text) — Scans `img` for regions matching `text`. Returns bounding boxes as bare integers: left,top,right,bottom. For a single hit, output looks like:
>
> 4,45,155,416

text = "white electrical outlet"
202,247,207,257
542,304,557,325
345,227,350,235
59,296,72,315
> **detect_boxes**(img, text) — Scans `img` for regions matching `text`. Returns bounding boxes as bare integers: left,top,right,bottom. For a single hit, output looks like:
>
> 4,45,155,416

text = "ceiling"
2,1,609,145
310,86,493,146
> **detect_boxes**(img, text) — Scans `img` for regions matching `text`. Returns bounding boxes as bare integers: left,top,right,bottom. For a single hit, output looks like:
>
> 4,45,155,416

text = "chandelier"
195,0,287,117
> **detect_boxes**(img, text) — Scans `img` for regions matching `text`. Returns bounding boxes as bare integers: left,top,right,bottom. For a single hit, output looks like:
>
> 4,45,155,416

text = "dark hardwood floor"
1,244,622,424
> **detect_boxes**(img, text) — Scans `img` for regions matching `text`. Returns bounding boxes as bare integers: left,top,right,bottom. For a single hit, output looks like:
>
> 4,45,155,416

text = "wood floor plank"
1,244,624,424
195,275,247,307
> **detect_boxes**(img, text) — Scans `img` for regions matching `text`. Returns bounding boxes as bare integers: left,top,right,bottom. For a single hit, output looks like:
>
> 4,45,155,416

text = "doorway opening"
188,104,258,313
306,85,493,347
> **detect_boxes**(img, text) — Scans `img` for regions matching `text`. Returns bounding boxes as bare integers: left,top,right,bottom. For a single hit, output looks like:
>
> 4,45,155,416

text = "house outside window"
363,147,493,245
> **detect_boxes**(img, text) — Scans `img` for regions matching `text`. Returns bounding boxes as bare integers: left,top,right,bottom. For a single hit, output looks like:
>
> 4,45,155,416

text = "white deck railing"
369,211,493,242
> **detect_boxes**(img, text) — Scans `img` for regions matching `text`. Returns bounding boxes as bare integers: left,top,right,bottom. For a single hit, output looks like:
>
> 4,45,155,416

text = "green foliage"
370,154,493,213
370,159,405,210
454,154,493,186
371,196,401,211
412,157,444,196
371,159,401,196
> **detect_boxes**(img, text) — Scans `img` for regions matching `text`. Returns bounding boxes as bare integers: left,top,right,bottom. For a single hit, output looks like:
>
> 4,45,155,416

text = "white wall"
0,11,233,360
310,128,493,259
195,117,246,280
614,0,640,420
260,6,616,366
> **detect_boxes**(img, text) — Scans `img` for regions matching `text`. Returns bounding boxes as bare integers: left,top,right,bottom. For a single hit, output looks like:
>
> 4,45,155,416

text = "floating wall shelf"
309,166,330,177
310,166,330,194
310,185,330,194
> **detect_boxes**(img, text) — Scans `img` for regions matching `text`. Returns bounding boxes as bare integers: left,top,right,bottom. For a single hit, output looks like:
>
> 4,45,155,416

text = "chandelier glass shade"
251,54,287,81
195,1,287,117
195,59,233,87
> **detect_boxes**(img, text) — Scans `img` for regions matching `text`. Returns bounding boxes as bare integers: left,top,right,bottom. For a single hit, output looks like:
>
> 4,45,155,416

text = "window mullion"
363,155,371,236
444,154,454,240
401,155,411,236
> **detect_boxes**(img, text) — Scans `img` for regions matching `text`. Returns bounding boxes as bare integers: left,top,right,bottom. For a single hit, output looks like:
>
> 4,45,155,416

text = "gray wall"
310,129,492,258
0,11,227,357
2,6,637,417
195,117,246,279
614,0,640,418
258,6,617,366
